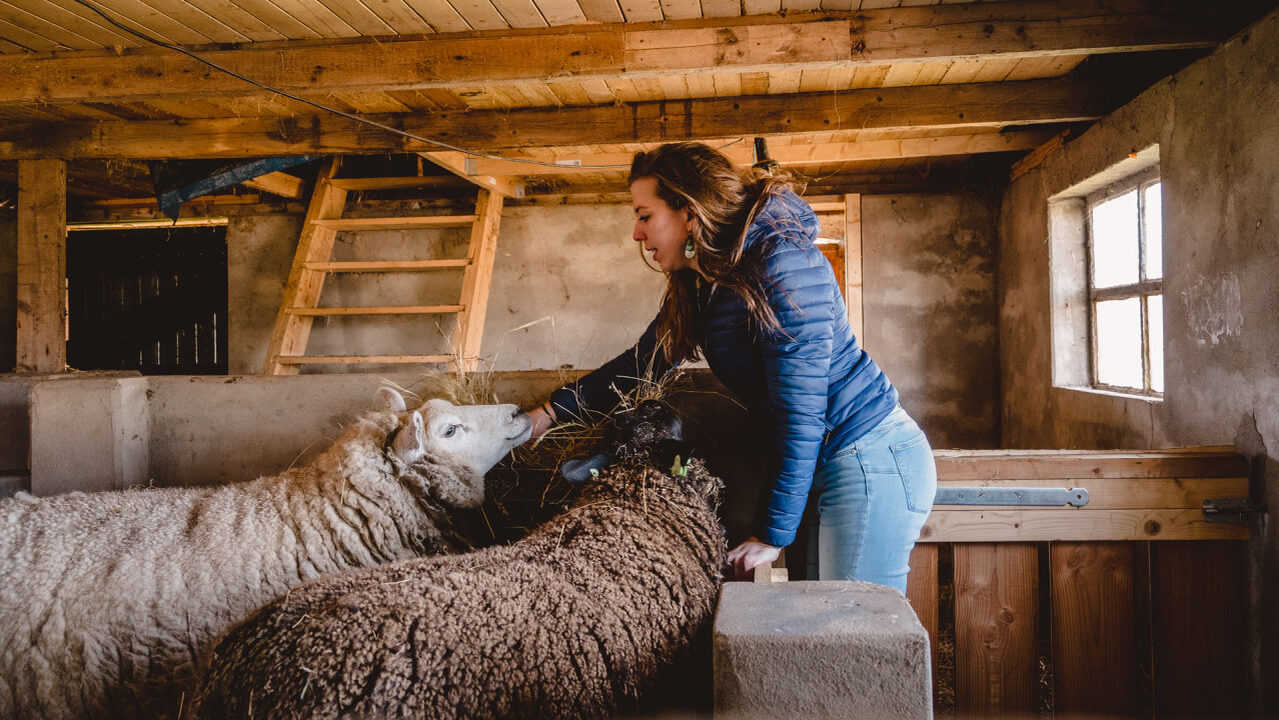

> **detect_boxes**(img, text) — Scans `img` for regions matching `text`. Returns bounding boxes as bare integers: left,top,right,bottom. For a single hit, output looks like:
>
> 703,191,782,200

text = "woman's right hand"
524,405,556,443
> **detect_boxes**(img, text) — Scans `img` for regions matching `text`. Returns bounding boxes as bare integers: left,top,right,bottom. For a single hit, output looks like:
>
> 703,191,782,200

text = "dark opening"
67,225,228,375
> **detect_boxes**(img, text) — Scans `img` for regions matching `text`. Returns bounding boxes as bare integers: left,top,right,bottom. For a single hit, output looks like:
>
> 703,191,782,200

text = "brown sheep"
192,400,726,720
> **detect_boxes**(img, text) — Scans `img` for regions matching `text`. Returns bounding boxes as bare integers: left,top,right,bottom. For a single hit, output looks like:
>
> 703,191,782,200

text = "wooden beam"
0,78,1110,160
0,2,1236,106
466,129,1061,176
241,171,305,199
16,159,67,373
844,193,864,349
419,152,524,198
453,189,504,371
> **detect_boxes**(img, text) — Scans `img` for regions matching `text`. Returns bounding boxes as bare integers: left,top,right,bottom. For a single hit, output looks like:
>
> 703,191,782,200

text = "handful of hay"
397,363,694,547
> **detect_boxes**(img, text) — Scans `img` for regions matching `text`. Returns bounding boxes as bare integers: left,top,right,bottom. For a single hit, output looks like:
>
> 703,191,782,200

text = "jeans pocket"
890,431,936,515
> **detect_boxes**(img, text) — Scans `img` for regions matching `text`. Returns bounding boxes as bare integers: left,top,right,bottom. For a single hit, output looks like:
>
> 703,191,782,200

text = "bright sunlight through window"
1088,179,1163,395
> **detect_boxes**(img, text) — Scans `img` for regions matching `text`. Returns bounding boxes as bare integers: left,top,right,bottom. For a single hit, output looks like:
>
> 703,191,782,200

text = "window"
67,225,229,375
1086,171,1162,396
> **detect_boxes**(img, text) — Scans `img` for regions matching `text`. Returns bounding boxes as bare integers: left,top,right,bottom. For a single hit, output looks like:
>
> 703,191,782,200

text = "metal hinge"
934,487,1090,507
1202,497,1262,524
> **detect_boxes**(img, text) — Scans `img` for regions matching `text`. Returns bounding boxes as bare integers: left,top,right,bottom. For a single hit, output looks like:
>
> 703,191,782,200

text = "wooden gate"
905,448,1251,718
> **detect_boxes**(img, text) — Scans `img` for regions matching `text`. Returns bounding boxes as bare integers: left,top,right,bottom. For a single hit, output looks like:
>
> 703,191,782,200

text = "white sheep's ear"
392,411,426,463
373,386,407,413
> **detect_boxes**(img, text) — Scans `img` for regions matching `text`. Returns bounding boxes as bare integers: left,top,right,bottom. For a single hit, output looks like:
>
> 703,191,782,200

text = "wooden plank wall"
905,540,1248,718
903,448,1251,718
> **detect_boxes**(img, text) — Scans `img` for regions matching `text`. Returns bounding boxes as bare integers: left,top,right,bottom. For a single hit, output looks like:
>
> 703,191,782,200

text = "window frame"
1084,166,1163,397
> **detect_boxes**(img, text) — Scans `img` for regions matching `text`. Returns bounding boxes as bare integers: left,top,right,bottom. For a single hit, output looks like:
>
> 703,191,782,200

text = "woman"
525,142,935,593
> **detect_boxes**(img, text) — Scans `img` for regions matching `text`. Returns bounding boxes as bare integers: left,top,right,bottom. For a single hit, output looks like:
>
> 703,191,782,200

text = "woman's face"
631,177,695,273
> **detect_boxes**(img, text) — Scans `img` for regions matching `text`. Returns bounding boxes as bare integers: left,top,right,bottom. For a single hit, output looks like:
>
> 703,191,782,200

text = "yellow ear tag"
670,455,688,477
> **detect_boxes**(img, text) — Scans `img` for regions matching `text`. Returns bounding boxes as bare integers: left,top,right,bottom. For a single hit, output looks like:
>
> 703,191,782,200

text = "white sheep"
192,399,727,720
0,387,531,720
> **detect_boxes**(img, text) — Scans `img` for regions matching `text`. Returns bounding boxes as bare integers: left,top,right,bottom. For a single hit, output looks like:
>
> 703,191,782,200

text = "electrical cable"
68,0,741,171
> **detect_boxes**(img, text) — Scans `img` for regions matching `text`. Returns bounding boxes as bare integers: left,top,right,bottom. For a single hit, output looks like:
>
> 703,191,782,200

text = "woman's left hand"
726,538,781,581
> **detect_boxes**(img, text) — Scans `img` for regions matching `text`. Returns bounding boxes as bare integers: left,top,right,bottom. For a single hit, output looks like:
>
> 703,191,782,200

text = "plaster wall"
864,194,999,449
998,7,1279,708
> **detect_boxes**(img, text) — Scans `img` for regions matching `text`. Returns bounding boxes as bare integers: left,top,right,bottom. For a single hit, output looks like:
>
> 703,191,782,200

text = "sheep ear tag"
373,386,408,413
392,411,426,463
670,455,688,477
560,453,610,484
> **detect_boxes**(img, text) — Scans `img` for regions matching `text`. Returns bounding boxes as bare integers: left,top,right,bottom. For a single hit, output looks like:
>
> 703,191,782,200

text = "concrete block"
29,374,149,496
713,581,932,720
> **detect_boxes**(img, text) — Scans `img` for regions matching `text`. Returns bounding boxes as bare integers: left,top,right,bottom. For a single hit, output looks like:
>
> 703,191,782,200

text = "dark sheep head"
561,400,693,484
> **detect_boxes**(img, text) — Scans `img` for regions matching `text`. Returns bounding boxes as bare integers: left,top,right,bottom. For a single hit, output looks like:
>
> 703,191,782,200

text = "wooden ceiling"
0,0,1267,202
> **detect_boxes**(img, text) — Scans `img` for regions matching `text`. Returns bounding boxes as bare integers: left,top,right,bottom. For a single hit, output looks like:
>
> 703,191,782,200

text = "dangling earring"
683,237,696,259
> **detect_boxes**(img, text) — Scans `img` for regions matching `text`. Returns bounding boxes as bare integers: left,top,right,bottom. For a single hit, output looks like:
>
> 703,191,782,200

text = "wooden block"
954,543,1038,717
934,449,1250,480
1050,542,1140,718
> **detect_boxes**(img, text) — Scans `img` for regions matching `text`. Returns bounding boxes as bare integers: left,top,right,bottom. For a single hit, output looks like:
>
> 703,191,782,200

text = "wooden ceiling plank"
576,0,623,23
8,0,137,48
617,0,662,22
0,38,25,53
266,0,361,37
740,70,769,95
54,0,208,46
781,0,817,10
880,61,924,87
848,63,890,89
419,150,523,197
490,0,548,27
401,0,471,31
797,66,832,93
128,0,251,44
0,16,68,51
743,0,779,13
971,57,1016,84
0,1,111,50
242,170,306,198
5,77,1109,159
684,72,716,98
700,0,741,19
711,72,741,98
183,0,290,41
541,80,588,105
656,0,698,20
531,0,586,25
658,72,691,99
447,0,511,29
912,60,950,86
338,90,414,112
223,0,325,37
766,69,800,95
854,0,1229,65
312,0,408,35
4,3,1234,106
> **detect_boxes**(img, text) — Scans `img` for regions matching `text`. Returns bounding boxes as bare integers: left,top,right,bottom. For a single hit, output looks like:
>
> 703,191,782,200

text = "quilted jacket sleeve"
549,315,673,423
756,239,837,548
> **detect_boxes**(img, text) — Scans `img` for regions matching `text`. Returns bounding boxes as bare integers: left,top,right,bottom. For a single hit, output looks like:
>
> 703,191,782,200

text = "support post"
16,159,67,373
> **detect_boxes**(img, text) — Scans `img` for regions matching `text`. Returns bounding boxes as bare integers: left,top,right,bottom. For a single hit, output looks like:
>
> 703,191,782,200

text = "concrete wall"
224,195,998,449
998,7,1279,708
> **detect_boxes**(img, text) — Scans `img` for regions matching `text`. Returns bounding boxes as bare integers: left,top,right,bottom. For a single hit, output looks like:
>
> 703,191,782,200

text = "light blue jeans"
805,405,936,594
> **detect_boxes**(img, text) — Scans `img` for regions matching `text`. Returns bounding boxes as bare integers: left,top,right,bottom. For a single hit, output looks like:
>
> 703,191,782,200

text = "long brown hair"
630,141,802,363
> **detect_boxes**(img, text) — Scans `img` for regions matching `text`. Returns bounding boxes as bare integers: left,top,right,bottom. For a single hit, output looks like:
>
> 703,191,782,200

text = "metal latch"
934,487,1089,507
1202,497,1261,524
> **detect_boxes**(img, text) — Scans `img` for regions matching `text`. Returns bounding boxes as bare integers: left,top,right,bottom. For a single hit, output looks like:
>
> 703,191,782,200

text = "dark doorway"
67,225,228,375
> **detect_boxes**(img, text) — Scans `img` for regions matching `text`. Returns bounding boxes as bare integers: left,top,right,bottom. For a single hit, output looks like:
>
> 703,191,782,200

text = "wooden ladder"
262,156,505,374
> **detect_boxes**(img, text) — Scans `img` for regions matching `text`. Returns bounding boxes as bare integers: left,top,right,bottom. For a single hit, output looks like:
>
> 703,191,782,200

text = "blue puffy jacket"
550,189,898,547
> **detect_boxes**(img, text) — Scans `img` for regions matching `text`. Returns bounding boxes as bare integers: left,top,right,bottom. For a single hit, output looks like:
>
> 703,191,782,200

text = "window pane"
1091,190,1140,288
1096,297,1143,389
1144,183,1163,280
1148,294,1164,393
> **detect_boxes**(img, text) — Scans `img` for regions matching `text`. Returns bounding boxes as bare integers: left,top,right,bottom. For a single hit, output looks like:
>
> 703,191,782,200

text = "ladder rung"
275,354,454,364
305,260,470,272
312,216,476,231
327,177,458,191
288,305,464,316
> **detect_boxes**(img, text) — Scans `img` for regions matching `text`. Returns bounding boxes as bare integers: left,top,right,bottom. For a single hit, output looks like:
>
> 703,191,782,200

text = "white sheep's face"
374,388,532,480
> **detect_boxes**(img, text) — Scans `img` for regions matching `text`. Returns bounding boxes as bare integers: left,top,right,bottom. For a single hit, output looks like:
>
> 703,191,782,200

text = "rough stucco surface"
226,215,302,374
864,193,1000,449
998,7,1279,709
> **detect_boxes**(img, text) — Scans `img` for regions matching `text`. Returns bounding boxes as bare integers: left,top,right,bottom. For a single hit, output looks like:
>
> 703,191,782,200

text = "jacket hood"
743,188,820,250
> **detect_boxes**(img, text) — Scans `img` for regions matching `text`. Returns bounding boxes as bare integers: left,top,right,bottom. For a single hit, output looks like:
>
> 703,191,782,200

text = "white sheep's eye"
442,424,461,438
